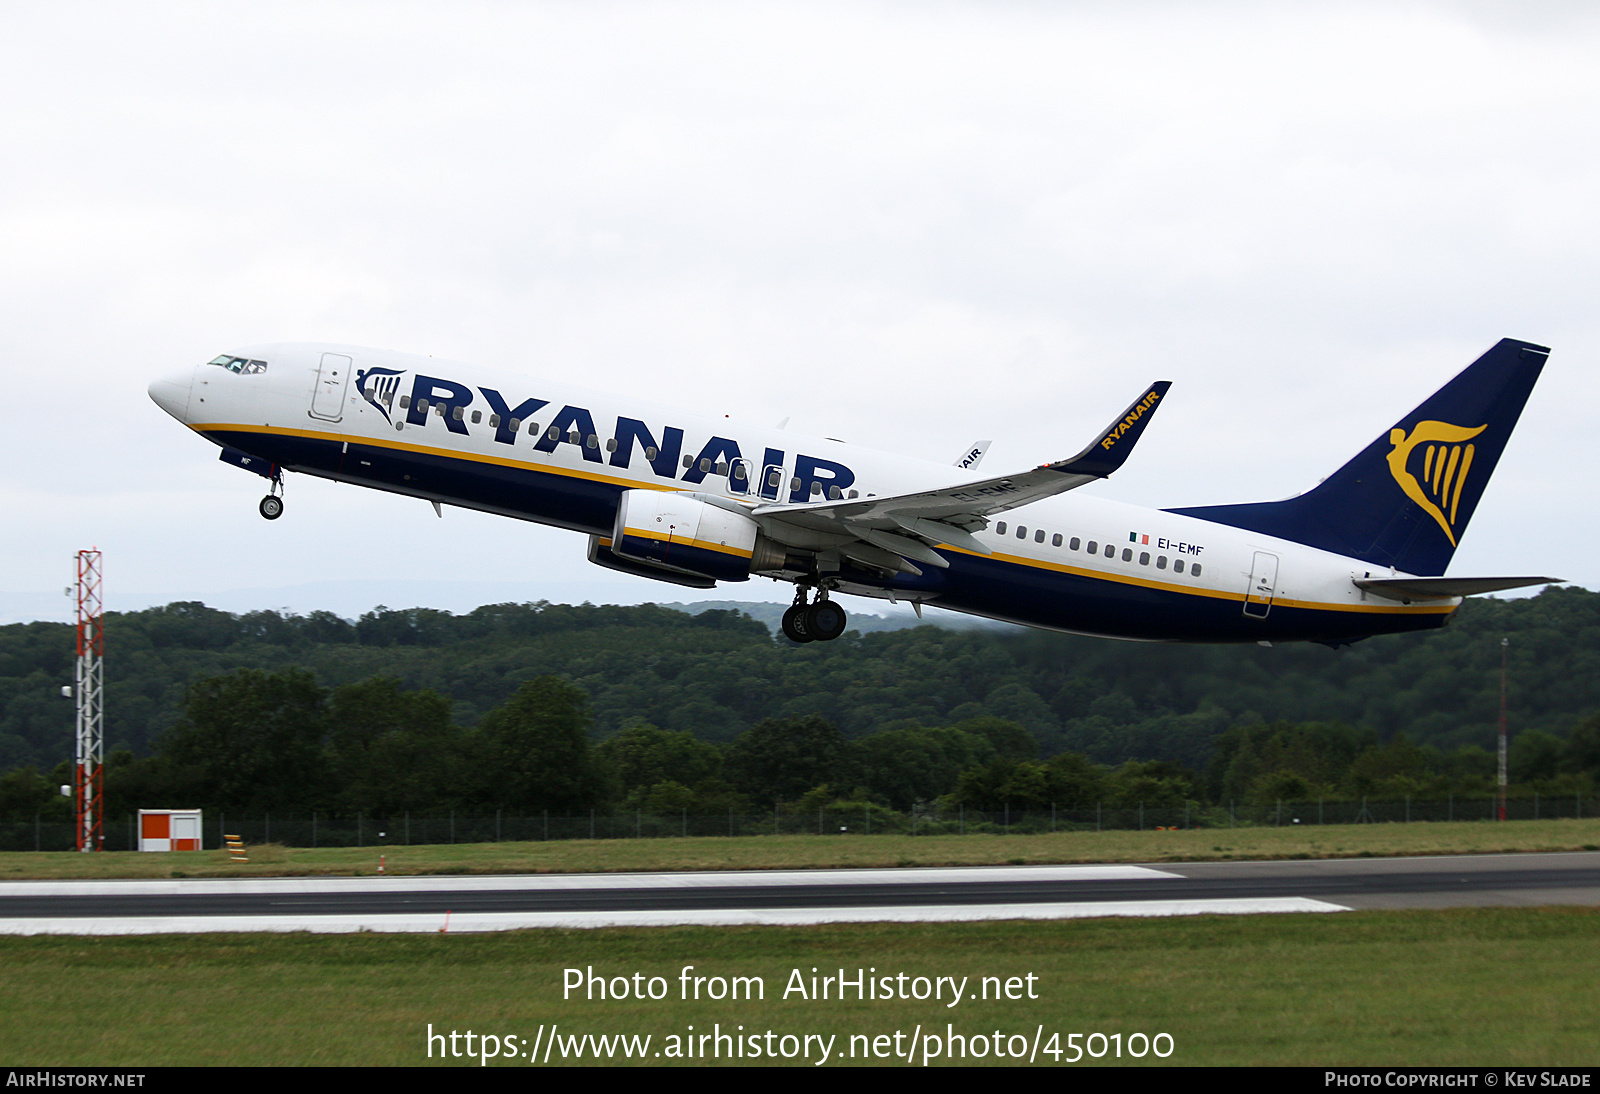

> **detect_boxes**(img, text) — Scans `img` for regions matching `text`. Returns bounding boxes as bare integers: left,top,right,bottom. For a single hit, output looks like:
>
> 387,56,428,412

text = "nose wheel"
258,468,285,520
780,588,848,642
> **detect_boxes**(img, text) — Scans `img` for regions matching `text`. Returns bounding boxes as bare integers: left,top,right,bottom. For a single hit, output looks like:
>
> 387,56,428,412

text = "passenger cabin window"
1174,559,1185,574
996,522,1007,535
1192,564,1203,577
1139,551,1150,565
508,418,521,432
399,395,411,408
1122,548,1133,562
1035,529,1046,543
1086,540,1097,553
1052,533,1062,547
1016,526,1027,539
1156,556,1168,570
1103,543,1115,558
471,410,481,424
1069,537,1080,551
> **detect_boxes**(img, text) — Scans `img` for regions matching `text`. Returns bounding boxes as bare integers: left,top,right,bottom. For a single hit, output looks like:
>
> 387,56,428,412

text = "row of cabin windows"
991,521,1203,577
388,393,860,498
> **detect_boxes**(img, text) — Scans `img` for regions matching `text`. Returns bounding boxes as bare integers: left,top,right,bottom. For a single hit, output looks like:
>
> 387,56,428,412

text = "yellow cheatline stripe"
197,423,1451,618
190,422,701,495
620,527,753,559
940,546,1454,616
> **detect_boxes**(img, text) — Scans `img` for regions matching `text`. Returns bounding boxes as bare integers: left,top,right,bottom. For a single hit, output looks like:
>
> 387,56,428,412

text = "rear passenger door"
1243,551,1279,618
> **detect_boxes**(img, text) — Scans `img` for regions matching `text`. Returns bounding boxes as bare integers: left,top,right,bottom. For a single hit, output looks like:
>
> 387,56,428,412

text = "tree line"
4,662,1598,824
4,588,1600,781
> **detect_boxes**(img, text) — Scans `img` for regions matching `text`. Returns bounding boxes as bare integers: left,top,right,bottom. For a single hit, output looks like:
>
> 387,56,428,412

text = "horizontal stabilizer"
1355,576,1561,602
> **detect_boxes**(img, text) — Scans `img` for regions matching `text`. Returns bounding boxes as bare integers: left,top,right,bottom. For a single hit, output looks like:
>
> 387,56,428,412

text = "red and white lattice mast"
74,549,104,852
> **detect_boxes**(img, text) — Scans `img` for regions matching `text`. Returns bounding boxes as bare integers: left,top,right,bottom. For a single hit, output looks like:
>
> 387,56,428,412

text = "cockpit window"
206,355,268,375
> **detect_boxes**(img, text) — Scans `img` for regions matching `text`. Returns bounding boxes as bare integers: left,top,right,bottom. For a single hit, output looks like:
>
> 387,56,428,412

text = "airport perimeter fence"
1,793,1591,852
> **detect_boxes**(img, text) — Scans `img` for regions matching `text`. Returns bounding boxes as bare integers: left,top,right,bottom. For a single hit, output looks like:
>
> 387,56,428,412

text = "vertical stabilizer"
1166,338,1548,576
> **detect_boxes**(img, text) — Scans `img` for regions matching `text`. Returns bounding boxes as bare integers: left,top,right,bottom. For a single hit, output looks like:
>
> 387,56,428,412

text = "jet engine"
596,489,790,586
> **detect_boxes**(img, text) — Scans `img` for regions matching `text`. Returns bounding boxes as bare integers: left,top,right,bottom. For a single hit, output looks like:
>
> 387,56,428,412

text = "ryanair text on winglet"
1099,390,1163,451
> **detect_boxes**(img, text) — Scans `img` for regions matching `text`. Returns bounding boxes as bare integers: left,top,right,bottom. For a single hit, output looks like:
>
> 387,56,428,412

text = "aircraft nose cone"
148,366,193,421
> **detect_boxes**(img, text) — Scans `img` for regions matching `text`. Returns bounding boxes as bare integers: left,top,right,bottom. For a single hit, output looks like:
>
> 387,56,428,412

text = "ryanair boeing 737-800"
147,339,1557,645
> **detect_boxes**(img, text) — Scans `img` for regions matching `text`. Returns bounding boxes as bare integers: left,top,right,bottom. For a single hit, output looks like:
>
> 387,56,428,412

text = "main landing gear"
781,587,848,643
258,468,285,520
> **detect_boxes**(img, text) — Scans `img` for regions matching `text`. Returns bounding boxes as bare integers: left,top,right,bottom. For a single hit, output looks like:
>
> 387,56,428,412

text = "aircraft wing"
752,381,1170,574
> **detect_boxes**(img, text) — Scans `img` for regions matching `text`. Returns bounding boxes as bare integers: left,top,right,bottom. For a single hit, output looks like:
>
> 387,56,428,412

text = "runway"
1,852,1596,934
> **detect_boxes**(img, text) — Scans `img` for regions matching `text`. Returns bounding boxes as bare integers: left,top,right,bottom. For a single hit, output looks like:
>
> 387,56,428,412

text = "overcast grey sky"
2,1,1596,624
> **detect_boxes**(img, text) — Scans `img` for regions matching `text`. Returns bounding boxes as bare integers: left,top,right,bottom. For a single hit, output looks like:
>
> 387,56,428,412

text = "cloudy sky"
2,1,1595,625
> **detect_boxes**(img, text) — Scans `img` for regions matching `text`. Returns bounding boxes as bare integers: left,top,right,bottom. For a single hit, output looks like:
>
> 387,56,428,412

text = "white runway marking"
0,897,1347,935
0,863,1178,898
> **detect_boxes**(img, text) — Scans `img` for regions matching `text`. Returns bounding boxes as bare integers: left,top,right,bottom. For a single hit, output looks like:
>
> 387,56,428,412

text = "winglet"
1049,381,1171,478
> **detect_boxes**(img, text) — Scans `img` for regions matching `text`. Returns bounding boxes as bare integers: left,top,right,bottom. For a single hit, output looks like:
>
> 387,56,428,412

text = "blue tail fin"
1165,338,1548,576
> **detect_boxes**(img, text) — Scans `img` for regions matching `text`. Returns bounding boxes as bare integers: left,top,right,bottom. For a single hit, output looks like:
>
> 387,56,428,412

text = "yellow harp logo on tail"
1386,421,1488,546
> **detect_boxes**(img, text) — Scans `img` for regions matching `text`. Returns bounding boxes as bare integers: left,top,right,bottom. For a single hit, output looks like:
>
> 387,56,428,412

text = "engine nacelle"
587,536,717,589
610,489,787,583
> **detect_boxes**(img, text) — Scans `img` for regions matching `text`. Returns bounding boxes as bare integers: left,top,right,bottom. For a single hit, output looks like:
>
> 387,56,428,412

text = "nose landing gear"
780,586,848,642
258,468,285,520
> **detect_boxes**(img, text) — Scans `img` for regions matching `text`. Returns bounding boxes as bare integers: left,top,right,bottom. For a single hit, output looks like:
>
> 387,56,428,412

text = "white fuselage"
149,343,1457,643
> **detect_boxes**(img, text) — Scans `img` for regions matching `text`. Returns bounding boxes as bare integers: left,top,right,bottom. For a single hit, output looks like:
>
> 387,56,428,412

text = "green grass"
2,908,1597,1066
5,817,1600,879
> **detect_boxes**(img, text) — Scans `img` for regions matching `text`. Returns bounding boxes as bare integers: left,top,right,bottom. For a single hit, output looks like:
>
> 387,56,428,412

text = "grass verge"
1,907,1595,1066
3,817,1600,879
